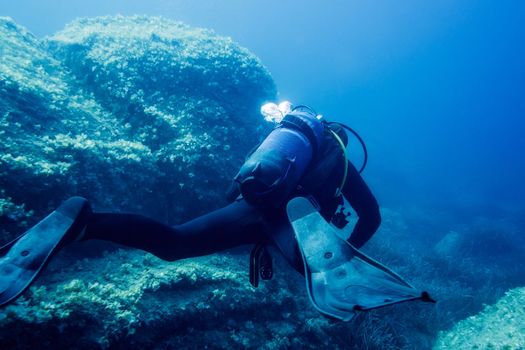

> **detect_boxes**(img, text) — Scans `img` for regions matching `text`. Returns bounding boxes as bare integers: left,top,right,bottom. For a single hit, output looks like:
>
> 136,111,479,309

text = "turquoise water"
1,1,524,349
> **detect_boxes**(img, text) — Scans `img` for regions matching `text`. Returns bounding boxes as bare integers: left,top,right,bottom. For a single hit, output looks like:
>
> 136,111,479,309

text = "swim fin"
0,197,91,306
287,197,432,321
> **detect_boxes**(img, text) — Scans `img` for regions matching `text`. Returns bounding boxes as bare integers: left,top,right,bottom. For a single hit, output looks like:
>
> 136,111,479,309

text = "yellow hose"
329,129,348,197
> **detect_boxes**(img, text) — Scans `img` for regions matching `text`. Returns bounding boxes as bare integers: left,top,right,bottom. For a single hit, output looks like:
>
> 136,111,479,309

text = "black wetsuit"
84,125,381,272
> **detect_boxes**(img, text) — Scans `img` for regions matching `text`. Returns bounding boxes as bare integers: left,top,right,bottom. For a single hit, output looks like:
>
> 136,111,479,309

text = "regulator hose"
328,122,368,174
291,105,368,173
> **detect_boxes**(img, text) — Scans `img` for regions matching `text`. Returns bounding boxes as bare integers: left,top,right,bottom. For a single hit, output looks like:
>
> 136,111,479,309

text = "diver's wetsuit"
84,126,381,272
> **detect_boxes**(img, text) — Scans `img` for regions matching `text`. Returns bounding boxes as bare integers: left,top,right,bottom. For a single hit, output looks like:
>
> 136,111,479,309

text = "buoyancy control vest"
231,107,324,208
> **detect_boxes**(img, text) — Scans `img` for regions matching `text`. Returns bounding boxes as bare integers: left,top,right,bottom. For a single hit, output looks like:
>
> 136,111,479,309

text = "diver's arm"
342,161,381,248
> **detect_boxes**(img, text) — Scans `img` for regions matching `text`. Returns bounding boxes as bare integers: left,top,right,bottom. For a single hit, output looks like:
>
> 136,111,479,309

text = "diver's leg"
261,208,305,275
84,200,270,261
0,198,267,306
342,161,381,248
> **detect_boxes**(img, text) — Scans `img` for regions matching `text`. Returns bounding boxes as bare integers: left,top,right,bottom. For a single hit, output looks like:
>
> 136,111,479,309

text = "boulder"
434,287,525,349
0,15,276,242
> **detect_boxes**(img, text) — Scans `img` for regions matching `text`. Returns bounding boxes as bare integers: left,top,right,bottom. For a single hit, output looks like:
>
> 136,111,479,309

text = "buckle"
249,244,273,288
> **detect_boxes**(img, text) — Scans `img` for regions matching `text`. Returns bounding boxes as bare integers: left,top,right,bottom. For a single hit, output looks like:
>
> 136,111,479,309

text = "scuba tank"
232,106,324,208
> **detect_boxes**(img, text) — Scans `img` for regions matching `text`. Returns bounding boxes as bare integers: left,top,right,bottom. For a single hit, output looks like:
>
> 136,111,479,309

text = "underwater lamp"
261,101,325,123
260,101,292,123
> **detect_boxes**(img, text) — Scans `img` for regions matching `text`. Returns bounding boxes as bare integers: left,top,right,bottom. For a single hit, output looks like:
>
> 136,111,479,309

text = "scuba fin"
287,197,433,321
0,197,91,307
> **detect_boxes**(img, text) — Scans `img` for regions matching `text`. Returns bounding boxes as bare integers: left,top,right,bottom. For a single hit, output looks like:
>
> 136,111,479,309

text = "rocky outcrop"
0,247,353,349
0,15,275,241
434,287,525,349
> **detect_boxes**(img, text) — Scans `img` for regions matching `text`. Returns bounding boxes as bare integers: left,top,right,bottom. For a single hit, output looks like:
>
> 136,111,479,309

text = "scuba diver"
0,102,431,320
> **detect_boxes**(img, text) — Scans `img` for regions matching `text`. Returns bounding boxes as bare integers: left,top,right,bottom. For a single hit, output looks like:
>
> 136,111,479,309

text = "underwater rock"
433,230,461,257
0,15,275,241
433,218,525,271
434,287,525,349
0,247,354,349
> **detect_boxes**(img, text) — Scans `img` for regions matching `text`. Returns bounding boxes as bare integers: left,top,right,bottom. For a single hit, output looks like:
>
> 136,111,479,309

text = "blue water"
3,1,524,217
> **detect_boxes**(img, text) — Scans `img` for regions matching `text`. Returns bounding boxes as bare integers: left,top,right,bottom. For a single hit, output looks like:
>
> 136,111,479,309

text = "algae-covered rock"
0,247,353,349
434,287,525,350
0,15,275,241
